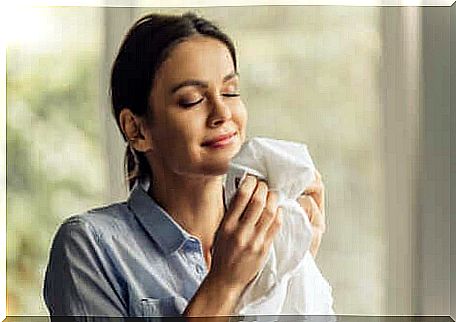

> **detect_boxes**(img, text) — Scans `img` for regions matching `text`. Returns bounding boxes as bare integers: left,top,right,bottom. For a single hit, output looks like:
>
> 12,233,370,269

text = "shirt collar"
127,176,191,256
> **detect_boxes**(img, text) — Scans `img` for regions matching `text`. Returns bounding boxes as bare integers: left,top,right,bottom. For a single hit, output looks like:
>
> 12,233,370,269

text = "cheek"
151,116,187,156
163,114,204,151
234,101,248,141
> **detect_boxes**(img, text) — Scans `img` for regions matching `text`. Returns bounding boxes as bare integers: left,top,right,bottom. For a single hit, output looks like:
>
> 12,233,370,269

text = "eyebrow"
170,71,239,94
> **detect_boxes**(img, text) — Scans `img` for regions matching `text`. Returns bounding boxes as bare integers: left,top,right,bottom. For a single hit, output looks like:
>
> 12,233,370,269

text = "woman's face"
146,36,247,178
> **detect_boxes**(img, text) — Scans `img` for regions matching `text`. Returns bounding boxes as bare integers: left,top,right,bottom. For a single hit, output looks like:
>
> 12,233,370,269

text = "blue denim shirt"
43,177,213,317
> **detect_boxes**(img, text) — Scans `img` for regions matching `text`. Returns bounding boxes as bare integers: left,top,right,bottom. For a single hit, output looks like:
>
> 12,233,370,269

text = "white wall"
450,3,456,320
418,6,451,315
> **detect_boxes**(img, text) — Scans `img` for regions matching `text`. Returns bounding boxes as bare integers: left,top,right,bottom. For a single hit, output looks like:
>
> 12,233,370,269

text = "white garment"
223,137,335,316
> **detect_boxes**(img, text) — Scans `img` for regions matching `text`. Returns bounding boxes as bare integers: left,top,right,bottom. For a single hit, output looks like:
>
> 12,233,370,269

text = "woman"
43,12,326,317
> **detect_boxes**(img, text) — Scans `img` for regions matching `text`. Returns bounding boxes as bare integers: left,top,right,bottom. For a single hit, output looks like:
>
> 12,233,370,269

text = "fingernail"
244,174,256,185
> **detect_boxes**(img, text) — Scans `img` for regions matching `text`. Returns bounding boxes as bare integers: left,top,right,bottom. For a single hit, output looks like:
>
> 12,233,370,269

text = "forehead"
154,36,235,87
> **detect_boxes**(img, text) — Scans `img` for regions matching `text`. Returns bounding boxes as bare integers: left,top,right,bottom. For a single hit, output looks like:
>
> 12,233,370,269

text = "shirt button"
196,264,204,275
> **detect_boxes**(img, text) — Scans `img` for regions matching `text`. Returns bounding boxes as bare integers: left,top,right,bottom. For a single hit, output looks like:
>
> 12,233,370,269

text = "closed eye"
179,93,240,108
179,97,204,108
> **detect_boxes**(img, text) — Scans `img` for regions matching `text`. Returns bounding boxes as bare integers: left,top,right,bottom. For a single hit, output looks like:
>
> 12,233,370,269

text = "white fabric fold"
224,137,335,315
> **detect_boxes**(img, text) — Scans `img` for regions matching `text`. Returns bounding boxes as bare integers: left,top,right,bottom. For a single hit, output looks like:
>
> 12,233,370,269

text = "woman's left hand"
297,169,326,258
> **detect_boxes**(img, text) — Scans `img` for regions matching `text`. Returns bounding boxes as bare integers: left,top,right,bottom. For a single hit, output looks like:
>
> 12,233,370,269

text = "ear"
119,108,153,153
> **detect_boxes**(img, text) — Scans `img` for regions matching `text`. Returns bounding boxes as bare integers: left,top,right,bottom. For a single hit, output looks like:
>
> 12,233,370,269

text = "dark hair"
110,12,238,191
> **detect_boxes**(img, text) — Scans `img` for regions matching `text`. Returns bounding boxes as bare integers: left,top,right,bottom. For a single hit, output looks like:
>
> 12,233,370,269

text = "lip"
202,131,237,147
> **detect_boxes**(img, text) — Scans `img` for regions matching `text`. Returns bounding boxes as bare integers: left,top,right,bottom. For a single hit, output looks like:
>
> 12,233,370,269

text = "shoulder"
55,201,135,244
44,204,133,316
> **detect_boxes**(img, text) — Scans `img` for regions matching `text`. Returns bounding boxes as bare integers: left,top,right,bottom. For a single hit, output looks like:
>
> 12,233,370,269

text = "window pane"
6,7,104,315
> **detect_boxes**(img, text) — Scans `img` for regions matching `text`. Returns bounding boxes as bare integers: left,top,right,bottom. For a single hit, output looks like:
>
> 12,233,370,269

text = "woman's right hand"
183,175,282,318
208,175,282,292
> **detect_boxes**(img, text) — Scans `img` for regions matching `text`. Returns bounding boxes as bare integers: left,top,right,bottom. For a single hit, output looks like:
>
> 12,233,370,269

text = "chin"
201,159,231,176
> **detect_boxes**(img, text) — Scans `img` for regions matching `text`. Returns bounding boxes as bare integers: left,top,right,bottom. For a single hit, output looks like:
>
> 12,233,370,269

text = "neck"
149,169,225,253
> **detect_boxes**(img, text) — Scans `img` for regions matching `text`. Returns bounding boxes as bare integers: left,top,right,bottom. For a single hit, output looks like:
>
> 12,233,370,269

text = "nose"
207,95,232,128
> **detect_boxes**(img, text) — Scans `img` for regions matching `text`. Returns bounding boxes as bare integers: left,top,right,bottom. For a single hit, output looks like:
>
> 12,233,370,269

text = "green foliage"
6,47,104,315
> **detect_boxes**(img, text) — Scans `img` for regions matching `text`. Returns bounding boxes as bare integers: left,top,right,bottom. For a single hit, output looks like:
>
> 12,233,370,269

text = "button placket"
183,237,206,278
193,239,207,277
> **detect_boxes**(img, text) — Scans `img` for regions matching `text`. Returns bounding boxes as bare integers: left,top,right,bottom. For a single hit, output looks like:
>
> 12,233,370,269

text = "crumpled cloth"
223,137,335,315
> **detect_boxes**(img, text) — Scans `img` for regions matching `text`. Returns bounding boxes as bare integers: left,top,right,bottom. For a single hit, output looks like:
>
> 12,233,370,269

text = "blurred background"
5,5,453,316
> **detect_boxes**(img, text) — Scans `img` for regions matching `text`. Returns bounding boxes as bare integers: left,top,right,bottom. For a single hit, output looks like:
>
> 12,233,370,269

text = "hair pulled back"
110,12,238,191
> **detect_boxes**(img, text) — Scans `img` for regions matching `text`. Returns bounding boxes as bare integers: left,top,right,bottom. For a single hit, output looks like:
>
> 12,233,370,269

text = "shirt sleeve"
43,217,128,317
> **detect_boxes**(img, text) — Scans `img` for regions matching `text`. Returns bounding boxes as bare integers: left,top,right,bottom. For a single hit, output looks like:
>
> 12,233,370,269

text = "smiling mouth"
202,132,236,146
202,132,237,148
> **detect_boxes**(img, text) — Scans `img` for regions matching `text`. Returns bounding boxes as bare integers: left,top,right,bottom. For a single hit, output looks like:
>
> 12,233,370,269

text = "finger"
310,232,323,258
239,180,268,227
315,169,322,182
297,195,314,222
224,175,258,227
303,181,323,194
302,182,324,211
263,207,282,247
306,195,326,233
255,190,279,232
302,191,323,213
